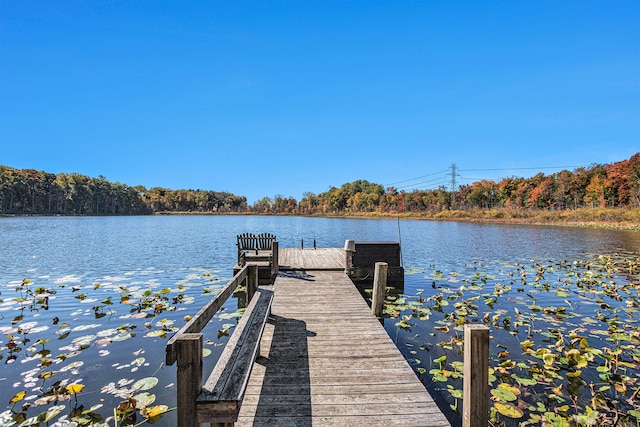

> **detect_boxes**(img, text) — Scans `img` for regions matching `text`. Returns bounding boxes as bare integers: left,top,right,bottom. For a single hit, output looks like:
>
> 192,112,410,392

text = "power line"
402,179,451,192
459,165,583,172
396,175,450,190
459,176,494,181
383,169,449,187
383,164,587,193
414,179,451,191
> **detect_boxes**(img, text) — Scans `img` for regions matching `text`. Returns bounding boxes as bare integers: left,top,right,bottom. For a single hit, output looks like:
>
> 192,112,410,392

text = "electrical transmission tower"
449,163,460,192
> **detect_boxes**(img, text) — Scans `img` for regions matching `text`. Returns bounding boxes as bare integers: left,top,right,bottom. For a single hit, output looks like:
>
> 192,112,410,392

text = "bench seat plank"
197,286,274,423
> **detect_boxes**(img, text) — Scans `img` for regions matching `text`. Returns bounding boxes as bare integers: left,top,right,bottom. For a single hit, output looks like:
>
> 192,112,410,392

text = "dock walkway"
277,247,345,271
236,249,450,426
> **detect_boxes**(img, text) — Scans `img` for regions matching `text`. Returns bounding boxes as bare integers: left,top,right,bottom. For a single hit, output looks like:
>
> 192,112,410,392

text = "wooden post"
344,240,355,274
371,262,387,317
176,333,203,427
247,264,257,302
271,241,279,275
463,324,489,427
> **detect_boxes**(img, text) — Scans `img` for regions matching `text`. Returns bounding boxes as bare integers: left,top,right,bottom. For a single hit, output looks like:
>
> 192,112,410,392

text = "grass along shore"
303,207,640,231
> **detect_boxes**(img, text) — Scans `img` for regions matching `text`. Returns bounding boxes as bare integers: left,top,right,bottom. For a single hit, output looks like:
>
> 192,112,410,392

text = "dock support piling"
247,264,258,302
176,333,203,427
463,324,489,427
372,262,388,318
344,240,355,274
271,241,279,275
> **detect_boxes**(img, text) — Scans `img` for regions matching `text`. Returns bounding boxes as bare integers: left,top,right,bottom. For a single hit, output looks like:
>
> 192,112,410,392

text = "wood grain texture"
236,269,451,426
198,287,274,423
278,248,345,271
463,324,489,427
175,333,202,427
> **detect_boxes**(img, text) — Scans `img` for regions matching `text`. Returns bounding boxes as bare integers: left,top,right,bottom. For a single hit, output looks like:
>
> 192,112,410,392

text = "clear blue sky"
2,1,638,203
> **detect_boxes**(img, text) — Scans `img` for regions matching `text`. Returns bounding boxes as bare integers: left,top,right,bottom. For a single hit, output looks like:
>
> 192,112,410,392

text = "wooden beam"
176,333,203,427
271,241,279,275
372,262,388,318
463,324,489,427
166,266,248,365
246,264,257,302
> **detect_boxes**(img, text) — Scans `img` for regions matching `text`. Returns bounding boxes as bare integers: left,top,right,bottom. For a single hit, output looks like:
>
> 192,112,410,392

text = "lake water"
1,216,639,426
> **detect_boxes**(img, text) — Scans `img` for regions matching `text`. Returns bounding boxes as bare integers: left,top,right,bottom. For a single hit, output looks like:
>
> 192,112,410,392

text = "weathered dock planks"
277,248,345,271
236,269,451,426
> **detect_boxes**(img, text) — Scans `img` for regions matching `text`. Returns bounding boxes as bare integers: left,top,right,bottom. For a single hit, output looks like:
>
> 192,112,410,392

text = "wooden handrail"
166,265,249,365
167,264,262,427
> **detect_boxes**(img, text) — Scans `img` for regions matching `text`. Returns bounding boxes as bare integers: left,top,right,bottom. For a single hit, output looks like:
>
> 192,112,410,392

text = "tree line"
2,152,639,216
276,152,640,214
0,168,248,215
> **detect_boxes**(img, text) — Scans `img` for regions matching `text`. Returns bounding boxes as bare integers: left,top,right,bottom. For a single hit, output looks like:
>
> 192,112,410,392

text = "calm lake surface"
1,216,639,426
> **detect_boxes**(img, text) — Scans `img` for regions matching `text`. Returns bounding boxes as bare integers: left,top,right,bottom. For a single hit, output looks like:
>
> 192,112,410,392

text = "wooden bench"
237,232,276,265
166,265,273,427
197,286,274,424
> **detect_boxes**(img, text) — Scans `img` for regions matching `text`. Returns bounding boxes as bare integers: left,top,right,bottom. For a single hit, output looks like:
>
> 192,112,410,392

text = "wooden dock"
236,249,450,426
168,243,454,427
277,247,345,271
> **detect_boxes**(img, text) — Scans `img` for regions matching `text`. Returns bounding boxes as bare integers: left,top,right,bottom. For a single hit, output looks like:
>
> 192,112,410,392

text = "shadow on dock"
250,314,315,426
277,270,316,282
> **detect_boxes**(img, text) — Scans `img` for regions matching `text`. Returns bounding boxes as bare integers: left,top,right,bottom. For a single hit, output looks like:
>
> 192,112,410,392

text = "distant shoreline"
3,207,640,231
157,207,640,230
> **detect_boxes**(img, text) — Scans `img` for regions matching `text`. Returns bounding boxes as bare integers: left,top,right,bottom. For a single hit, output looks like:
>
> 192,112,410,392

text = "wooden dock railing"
166,265,251,364
166,263,274,427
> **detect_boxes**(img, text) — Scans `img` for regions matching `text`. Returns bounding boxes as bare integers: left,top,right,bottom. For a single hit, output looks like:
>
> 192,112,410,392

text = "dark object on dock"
300,238,317,249
349,241,404,286
236,233,276,284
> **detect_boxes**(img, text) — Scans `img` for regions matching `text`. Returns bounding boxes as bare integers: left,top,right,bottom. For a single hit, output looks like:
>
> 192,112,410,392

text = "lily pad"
494,402,524,418
132,376,159,391
491,385,518,402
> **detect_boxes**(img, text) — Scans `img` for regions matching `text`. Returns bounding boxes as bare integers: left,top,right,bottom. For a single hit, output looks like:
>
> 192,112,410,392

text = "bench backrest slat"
237,233,276,261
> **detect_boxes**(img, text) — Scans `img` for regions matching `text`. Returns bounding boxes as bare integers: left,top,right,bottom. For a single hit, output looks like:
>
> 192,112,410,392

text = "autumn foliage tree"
2,152,639,216
0,166,248,215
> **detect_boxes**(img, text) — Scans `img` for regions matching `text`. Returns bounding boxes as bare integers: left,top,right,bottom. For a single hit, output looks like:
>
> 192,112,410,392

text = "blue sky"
2,1,638,203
